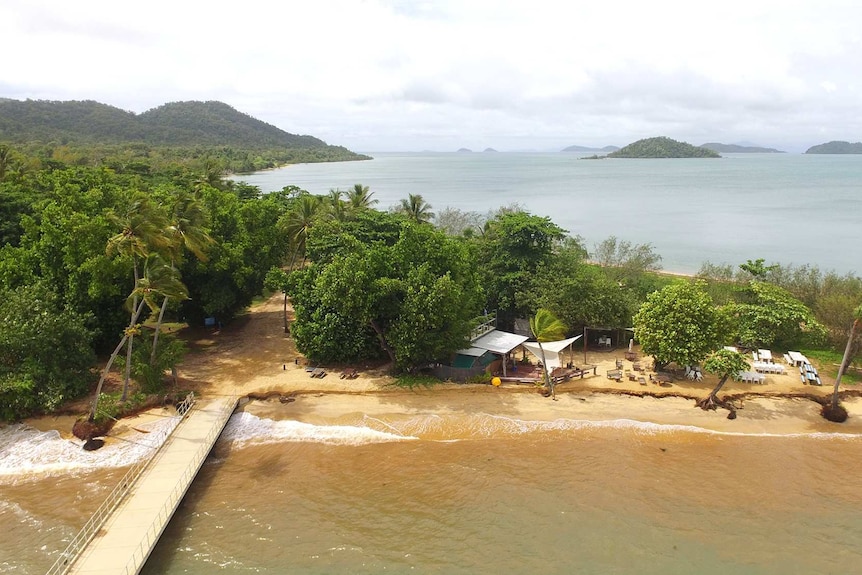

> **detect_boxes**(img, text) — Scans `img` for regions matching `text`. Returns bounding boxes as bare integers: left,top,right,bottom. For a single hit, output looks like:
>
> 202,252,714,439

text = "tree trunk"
283,292,288,334
369,320,397,365
708,374,730,401
123,264,140,401
89,298,148,421
832,318,860,409
538,341,555,399
151,295,169,364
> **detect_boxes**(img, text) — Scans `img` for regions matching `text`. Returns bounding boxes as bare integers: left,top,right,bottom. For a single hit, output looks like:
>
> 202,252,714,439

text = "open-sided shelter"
521,335,583,370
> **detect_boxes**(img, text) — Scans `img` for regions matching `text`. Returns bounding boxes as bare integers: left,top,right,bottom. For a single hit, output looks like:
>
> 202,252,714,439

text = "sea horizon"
232,152,861,277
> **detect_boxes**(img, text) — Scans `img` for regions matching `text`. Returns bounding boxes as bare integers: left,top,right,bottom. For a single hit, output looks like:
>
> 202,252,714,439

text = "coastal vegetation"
0,140,860,424
608,137,721,158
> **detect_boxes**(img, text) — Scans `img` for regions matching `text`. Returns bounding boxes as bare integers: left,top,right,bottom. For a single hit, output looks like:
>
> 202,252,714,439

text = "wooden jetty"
48,395,238,575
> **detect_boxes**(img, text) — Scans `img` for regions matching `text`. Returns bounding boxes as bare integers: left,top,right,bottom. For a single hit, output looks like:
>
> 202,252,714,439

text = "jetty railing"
120,395,237,574
44,393,195,575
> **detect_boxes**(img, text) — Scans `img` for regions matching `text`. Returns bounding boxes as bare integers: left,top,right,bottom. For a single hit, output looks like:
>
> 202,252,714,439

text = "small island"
483,148,498,153
805,141,862,154
456,148,473,153
608,136,721,158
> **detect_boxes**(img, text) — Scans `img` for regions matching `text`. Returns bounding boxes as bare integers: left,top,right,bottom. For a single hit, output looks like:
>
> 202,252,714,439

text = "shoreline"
17,292,861,453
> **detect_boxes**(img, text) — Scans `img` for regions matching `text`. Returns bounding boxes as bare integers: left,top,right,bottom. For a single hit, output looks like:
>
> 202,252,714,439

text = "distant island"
0,98,370,164
457,148,473,153
562,144,620,153
700,143,784,153
483,148,498,153
805,140,862,154
608,136,721,158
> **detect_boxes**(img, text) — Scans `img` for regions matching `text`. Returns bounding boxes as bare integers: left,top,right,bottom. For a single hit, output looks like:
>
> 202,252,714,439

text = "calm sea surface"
233,152,861,275
4,403,862,574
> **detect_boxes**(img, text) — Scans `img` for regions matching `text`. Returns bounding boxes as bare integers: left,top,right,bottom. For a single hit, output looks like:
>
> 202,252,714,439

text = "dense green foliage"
805,141,862,154
609,137,721,158
289,224,483,371
728,281,826,349
0,145,297,420
633,281,726,369
0,284,95,420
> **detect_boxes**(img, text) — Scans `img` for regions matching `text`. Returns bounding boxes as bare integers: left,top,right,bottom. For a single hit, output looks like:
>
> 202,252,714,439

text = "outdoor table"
787,351,808,367
758,349,773,362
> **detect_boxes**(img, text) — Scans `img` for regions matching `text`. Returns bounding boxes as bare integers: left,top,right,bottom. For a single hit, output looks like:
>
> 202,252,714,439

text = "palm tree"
697,349,750,411
347,184,377,211
280,194,322,270
89,255,188,421
150,190,214,365
827,304,862,422
399,193,435,224
529,308,566,399
325,188,349,222
106,193,171,400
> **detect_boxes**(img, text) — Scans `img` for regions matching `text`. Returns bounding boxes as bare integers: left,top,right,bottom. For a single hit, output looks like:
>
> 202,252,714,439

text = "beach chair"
638,376,647,386
615,359,623,369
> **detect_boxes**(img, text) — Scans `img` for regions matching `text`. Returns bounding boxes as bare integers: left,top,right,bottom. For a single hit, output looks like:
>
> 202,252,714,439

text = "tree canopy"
289,224,483,371
633,280,725,369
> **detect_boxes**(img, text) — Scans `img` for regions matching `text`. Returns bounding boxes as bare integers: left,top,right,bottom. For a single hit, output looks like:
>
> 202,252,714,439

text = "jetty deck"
64,395,237,575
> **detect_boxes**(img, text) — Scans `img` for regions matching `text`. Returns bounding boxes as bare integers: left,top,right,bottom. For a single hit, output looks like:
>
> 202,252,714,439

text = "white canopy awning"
471,330,529,355
521,335,583,370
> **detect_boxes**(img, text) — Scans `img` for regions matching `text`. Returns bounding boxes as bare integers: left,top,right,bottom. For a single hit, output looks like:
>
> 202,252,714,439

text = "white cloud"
2,0,862,151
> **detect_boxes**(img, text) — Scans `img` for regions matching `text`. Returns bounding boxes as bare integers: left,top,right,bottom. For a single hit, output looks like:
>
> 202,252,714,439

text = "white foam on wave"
356,412,862,442
220,411,418,447
0,416,180,483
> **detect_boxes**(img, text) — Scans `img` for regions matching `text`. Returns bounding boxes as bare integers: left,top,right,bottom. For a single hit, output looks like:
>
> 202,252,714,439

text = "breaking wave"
0,416,179,483
219,411,418,447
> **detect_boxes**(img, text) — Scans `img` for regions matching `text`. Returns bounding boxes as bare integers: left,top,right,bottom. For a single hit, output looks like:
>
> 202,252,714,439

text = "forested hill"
0,98,367,159
700,142,784,153
805,140,862,154
608,136,721,158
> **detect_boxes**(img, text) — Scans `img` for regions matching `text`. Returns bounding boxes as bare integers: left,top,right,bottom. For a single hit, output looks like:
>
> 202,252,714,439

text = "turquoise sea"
234,152,861,275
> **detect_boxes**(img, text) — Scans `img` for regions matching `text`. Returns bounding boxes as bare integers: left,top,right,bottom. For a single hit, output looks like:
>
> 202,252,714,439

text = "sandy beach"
25,292,861,444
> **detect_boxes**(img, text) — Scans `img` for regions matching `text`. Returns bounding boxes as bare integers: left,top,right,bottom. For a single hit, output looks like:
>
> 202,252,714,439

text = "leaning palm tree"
399,193,435,224
150,190,214,365
826,304,862,422
346,183,377,211
529,308,566,399
89,255,188,421
106,193,171,400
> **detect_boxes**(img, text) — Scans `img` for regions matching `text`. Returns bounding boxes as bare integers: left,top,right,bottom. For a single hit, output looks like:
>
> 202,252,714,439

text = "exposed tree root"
822,403,849,423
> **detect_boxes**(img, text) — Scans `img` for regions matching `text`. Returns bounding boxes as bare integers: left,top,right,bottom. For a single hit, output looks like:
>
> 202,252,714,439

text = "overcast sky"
2,0,861,152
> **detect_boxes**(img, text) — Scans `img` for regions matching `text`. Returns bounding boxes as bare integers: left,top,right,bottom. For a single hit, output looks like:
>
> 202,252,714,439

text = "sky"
2,0,861,152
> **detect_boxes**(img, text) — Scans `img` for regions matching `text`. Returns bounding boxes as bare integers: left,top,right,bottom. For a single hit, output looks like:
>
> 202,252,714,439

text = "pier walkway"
55,395,238,575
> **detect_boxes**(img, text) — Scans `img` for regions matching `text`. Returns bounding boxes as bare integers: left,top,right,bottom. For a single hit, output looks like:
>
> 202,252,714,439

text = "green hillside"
700,142,783,153
805,140,862,154
0,98,368,162
609,137,720,158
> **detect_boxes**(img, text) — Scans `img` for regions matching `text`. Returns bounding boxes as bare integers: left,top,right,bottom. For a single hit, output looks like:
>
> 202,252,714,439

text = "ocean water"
233,153,862,275
5,400,862,575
